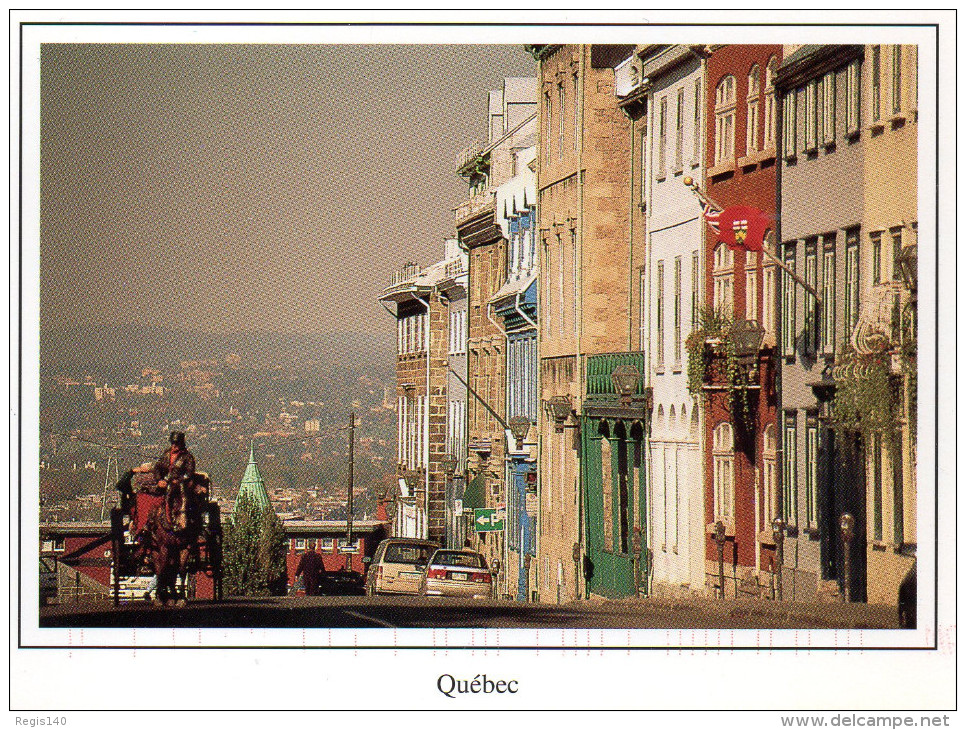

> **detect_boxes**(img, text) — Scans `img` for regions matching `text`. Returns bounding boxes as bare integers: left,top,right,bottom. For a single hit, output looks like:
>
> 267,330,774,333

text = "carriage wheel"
110,508,125,606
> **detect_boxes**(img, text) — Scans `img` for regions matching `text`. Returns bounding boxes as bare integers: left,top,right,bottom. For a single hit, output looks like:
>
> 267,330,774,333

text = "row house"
700,44,782,599
455,77,537,597
379,241,467,544
526,43,642,602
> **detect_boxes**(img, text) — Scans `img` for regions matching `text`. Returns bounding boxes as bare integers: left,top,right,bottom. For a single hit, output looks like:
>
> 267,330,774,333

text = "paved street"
39,594,899,630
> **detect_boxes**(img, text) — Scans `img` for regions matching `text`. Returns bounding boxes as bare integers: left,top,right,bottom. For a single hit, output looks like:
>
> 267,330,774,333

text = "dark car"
322,567,365,596
898,563,916,629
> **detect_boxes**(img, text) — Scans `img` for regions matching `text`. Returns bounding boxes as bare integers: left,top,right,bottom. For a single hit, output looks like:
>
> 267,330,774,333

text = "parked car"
898,562,916,629
39,557,57,606
364,538,438,596
322,567,365,596
419,549,493,600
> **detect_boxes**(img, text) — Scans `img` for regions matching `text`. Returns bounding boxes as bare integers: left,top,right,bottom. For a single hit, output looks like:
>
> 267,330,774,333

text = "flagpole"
683,177,820,302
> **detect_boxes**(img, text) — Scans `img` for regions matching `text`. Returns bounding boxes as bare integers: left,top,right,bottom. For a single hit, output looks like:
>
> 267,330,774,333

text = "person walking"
294,543,326,596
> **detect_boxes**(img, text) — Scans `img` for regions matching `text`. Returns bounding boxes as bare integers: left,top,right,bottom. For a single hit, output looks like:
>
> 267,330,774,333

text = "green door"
583,419,639,598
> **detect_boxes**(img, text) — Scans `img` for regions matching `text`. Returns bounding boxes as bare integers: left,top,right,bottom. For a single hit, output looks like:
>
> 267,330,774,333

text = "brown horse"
143,479,203,605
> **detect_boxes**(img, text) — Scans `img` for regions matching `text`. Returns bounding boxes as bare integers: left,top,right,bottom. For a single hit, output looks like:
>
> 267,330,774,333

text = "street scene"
37,41,920,632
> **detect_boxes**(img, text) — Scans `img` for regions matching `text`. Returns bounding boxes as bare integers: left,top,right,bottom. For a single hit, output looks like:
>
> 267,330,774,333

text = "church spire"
236,441,272,513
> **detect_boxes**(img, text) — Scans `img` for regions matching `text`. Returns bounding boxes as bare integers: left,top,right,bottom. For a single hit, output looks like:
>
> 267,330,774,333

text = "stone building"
700,44,783,599
455,77,537,595
526,44,638,601
775,44,867,602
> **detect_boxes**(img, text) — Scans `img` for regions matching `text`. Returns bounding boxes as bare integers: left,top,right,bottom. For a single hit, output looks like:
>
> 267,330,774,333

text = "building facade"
700,44,783,599
455,77,537,596
775,44,867,601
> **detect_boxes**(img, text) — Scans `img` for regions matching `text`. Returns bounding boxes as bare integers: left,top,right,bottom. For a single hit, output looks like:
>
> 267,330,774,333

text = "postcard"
10,9,955,721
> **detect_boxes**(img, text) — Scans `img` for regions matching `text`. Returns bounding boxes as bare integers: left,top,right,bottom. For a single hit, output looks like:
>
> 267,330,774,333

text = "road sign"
474,507,506,533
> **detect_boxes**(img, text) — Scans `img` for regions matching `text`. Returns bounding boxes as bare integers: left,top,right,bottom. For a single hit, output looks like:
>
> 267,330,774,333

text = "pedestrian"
294,543,326,596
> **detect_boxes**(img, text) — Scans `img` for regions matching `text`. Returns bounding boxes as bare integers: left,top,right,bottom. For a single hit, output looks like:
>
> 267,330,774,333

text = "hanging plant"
830,341,900,445
685,307,754,427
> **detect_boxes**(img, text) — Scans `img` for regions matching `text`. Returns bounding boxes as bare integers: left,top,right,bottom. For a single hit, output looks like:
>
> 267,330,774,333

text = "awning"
461,474,486,512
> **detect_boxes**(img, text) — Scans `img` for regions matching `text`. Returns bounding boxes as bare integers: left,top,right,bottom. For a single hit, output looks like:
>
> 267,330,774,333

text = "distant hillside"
38,325,394,381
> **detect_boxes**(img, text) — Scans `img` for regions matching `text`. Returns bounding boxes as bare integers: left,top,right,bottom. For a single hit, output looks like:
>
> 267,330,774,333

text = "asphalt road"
39,593,899,630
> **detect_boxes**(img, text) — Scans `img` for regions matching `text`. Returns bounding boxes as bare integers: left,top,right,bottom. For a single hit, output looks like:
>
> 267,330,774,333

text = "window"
872,432,883,541
764,57,778,148
845,230,860,336
675,87,684,170
658,96,668,178
573,72,580,151
337,538,359,553
557,233,565,336
782,90,797,159
639,121,648,204
805,80,818,151
674,256,682,367
821,237,836,354
822,71,836,145
294,538,307,550
320,537,335,551
805,415,818,530
558,83,565,158
891,227,904,282
763,425,778,530
691,250,700,328
714,75,736,165
544,90,552,164
692,79,703,164
656,260,665,367
871,45,881,122
449,308,466,355
781,242,797,357
713,243,734,315
871,232,882,285
782,412,798,525
910,45,918,113
892,46,902,115
805,238,818,355
746,64,760,154
745,251,759,322
846,59,861,135
763,262,777,342
713,422,735,522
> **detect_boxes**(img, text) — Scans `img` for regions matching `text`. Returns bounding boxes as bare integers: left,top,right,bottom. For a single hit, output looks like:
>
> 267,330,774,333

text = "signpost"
474,507,506,533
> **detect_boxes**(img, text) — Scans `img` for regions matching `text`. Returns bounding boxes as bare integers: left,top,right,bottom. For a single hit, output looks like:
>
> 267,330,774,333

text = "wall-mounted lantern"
610,364,642,407
507,416,532,451
545,395,573,433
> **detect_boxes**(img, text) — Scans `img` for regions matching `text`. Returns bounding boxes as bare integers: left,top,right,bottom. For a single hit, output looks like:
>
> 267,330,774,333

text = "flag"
701,200,721,234
718,205,769,252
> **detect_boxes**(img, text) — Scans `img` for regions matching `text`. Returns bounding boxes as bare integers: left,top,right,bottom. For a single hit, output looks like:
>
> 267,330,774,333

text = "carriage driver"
156,431,196,492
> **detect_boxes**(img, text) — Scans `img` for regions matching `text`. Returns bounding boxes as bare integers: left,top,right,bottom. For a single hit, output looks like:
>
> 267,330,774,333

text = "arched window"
714,75,736,165
713,422,735,522
764,56,778,148
713,242,734,315
746,64,761,153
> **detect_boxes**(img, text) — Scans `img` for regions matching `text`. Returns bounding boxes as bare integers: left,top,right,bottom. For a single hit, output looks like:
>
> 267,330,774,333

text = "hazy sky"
40,44,535,337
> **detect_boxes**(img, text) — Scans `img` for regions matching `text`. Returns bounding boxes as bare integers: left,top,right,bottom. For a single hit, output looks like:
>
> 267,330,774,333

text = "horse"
142,478,204,606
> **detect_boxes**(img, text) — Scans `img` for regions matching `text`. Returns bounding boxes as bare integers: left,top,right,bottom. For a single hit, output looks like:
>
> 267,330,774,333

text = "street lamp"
772,517,785,601
840,512,855,603
545,395,573,433
610,364,642,407
728,319,766,365
507,416,531,451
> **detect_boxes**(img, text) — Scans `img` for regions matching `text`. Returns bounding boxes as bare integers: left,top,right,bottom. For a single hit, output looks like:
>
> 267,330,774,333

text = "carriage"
110,469,224,605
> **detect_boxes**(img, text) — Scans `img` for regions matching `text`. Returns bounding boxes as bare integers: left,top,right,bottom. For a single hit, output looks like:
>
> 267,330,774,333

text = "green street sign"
473,507,506,533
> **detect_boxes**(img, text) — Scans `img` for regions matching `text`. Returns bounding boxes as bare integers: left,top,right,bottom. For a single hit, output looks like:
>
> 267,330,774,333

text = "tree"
223,493,288,596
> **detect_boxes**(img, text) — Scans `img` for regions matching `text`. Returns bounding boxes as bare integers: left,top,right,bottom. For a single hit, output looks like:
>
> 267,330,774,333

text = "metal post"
714,520,727,599
772,517,785,601
347,411,355,570
840,512,855,602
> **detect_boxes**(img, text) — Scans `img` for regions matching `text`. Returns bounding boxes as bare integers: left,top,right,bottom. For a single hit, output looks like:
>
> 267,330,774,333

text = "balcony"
389,262,422,288
585,352,648,403
454,189,496,230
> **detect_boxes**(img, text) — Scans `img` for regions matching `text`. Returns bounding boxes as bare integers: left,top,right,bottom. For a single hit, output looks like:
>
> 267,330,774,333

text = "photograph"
11,10,954,718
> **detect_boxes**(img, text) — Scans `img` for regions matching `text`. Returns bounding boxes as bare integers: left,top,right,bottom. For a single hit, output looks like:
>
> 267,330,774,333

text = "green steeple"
236,442,271,513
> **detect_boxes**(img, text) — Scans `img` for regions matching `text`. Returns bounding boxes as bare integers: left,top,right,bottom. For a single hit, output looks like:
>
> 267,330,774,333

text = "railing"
389,262,422,288
454,189,496,227
458,145,484,171
585,352,648,400
444,258,467,278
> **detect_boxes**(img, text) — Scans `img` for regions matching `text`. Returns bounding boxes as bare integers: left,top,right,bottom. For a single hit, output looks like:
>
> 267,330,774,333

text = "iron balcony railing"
585,351,648,401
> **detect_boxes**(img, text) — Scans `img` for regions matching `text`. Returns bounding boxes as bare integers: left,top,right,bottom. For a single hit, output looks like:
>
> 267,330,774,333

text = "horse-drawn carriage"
110,467,224,605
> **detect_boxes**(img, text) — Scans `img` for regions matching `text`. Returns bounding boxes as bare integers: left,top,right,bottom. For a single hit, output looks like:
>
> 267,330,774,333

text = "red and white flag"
701,200,721,234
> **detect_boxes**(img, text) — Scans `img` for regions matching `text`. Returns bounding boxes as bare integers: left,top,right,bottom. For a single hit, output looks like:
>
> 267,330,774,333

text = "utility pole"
346,411,355,569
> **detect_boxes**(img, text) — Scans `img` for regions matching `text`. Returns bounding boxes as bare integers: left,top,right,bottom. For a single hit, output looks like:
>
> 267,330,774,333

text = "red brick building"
702,45,783,598
283,519,389,592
